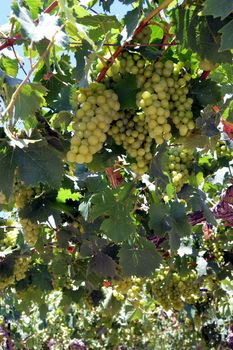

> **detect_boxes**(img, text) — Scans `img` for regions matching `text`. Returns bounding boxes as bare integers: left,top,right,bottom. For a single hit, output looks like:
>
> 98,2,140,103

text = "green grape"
150,268,201,311
67,84,120,164
132,25,152,44
0,256,31,290
109,111,153,175
2,228,18,248
167,146,192,192
14,182,41,209
216,140,233,158
20,218,40,245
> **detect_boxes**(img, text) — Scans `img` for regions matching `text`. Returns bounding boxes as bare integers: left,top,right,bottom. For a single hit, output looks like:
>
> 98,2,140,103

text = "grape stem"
96,0,174,83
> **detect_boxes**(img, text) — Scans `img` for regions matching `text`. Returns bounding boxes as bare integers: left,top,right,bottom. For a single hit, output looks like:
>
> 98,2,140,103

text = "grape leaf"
22,0,42,19
150,143,169,187
0,68,22,87
56,188,81,203
121,5,142,42
203,0,233,20
90,189,115,220
14,83,47,121
90,189,134,242
169,201,191,237
113,74,139,109
20,197,62,225
0,57,18,77
0,146,16,199
119,238,162,277
100,207,134,242
89,252,117,277
149,202,171,236
99,0,114,12
15,142,64,188
172,7,232,63
190,79,222,107
78,15,121,31
219,20,233,51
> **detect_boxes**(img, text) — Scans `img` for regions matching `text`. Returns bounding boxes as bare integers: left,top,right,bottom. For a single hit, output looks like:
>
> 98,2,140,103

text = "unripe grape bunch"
109,111,153,175
67,84,120,164
20,218,40,246
167,146,193,192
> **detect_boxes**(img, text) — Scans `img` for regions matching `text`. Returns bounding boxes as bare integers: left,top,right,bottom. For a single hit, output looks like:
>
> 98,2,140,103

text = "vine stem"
96,0,174,82
2,25,65,141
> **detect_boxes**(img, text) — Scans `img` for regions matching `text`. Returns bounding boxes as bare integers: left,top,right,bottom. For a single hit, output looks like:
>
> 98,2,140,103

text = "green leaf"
1,57,18,77
190,79,222,107
168,202,191,250
56,188,81,203
89,252,117,277
62,287,86,304
119,237,162,277
78,14,121,31
172,7,232,63
16,142,64,188
73,39,92,82
170,201,191,236
50,111,72,133
113,74,139,109
149,203,170,236
22,0,42,19
90,189,115,220
122,6,142,41
100,207,134,242
20,197,61,225
14,83,46,121
203,0,233,20
0,146,16,199
219,19,233,51
150,143,169,187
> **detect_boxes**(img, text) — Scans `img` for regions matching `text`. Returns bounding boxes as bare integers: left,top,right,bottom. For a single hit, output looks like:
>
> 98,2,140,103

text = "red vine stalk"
0,0,59,51
103,42,177,47
96,0,174,82
200,70,210,80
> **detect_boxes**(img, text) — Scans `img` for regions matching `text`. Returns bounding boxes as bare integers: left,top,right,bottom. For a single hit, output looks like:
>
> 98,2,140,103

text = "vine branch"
0,0,59,51
96,0,174,82
2,26,65,141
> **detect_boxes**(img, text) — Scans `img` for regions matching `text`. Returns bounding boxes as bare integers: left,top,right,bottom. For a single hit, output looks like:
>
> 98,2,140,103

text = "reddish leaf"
222,120,233,139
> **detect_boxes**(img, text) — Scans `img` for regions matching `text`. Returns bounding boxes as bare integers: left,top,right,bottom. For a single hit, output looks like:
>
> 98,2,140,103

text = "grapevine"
0,0,232,348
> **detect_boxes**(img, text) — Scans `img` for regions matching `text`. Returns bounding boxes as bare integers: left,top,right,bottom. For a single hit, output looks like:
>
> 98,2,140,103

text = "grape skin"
67,85,120,164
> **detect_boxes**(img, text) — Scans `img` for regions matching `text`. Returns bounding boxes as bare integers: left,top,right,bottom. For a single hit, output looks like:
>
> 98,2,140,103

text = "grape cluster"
15,182,40,209
0,256,30,290
216,140,233,158
167,146,193,192
118,52,146,76
151,269,200,311
1,228,18,249
67,84,120,164
110,276,144,306
132,25,152,44
109,111,153,175
202,236,224,263
136,60,194,143
20,218,40,245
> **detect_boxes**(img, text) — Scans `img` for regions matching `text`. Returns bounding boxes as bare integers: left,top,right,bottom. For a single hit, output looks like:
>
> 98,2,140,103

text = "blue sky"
0,2,11,26
0,1,129,79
